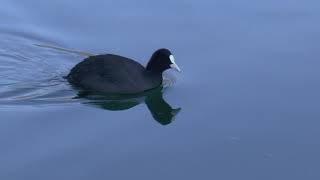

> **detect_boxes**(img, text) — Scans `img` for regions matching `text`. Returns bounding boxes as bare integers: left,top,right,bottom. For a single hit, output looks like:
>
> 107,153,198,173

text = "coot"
66,48,180,94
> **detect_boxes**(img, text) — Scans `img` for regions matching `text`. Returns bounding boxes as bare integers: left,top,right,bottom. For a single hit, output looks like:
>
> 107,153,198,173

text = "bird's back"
67,54,162,94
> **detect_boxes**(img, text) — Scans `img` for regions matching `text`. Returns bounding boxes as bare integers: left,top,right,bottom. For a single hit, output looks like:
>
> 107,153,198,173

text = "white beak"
169,55,181,72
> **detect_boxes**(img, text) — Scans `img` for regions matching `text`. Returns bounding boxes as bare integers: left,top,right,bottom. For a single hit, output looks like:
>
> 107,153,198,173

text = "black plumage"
66,49,180,94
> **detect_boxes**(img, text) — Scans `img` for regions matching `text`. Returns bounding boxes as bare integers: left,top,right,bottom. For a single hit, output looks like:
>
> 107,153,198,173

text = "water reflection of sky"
0,0,320,179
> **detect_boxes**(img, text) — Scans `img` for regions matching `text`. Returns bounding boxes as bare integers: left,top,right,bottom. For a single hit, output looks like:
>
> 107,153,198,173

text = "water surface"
1,0,320,179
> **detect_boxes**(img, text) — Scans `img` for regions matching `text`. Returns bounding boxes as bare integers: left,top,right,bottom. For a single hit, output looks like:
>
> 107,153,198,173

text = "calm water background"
1,0,320,179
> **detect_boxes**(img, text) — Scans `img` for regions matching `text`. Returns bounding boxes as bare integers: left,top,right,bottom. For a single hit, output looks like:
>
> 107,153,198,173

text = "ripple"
0,31,80,106
0,31,177,107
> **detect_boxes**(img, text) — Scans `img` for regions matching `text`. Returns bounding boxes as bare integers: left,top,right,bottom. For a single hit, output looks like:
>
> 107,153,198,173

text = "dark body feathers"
67,54,162,94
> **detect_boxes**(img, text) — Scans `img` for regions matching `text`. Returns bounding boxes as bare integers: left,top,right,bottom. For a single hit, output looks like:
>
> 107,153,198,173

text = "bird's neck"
146,57,166,73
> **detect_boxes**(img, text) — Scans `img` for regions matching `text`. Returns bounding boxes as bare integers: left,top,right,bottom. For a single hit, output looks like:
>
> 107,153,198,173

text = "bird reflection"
75,87,181,125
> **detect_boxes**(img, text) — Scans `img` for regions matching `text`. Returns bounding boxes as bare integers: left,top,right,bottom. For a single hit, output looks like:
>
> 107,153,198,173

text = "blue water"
1,0,320,179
